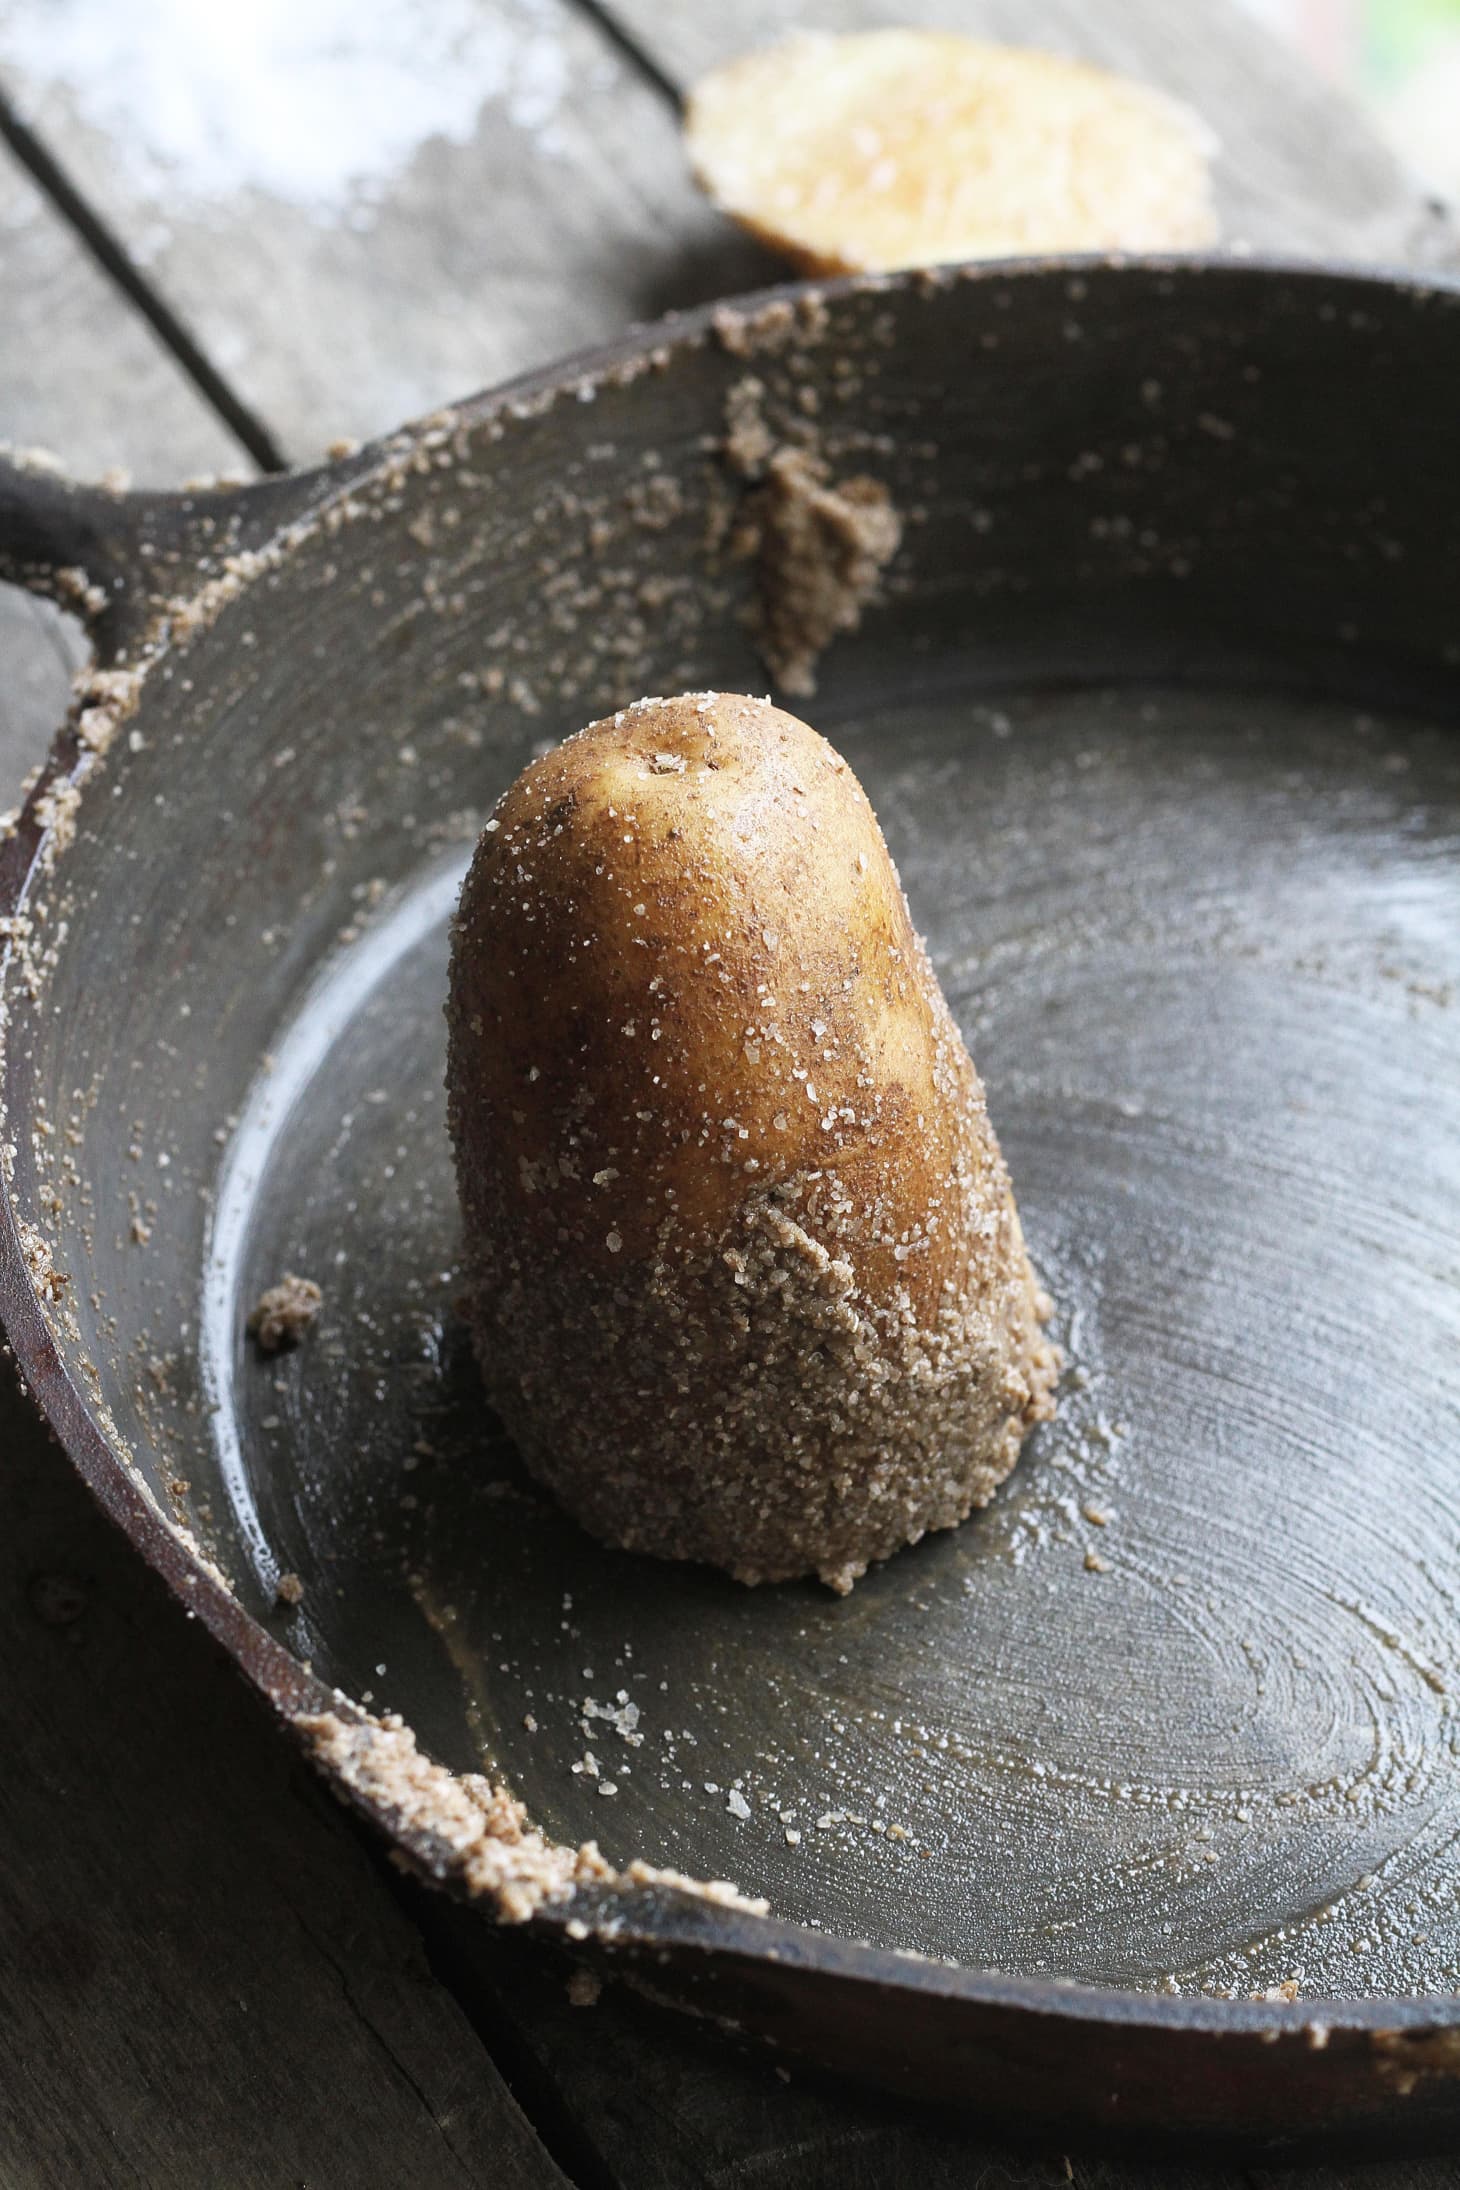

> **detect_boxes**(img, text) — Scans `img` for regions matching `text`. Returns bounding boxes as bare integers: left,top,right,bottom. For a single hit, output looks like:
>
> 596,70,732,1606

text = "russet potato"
447,692,1056,1590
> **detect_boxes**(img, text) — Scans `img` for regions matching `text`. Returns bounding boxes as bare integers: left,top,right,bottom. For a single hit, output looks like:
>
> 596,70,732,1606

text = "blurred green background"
1242,0,1460,194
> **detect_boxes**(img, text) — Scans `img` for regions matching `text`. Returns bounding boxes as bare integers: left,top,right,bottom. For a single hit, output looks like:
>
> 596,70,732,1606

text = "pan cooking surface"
207,673,1460,2000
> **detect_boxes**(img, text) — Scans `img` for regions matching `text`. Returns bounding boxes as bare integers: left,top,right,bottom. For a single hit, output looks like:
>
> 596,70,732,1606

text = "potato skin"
447,692,1055,1590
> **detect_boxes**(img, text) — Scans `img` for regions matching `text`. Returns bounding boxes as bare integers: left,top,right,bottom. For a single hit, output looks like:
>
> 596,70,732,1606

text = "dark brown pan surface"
216,672,1460,2006
3,262,1460,2146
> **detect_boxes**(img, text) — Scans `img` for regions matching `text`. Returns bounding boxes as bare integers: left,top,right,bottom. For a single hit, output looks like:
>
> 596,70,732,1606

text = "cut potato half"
685,31,1218,274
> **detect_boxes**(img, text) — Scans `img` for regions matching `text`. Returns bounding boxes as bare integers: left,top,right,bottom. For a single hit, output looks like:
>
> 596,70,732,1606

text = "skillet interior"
4,263,1460,2016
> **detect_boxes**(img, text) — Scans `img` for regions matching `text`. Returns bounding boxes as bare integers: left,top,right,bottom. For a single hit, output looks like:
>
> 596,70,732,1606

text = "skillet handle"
0,448,362,658
0,453,142,638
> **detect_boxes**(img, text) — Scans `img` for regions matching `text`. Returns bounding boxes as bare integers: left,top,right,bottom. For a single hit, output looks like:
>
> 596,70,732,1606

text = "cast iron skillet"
3,260,1460,2155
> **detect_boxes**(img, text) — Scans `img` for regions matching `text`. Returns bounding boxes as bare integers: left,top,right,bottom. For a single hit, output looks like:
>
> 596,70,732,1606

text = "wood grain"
599,0,1457,268
0,146,245,481
0,142,245,797
0,0,779,465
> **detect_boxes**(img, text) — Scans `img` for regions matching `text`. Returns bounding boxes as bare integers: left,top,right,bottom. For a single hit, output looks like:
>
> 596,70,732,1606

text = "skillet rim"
3,251,1460,2064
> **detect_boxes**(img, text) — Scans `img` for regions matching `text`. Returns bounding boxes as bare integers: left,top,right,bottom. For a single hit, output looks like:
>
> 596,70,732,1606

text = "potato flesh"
684,31,1218,275
448,693,1055,1589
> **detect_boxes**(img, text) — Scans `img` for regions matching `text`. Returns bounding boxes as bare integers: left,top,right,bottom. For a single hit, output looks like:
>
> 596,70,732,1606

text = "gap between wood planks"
0,74,285,471
562,0,684,110
0,0,688,478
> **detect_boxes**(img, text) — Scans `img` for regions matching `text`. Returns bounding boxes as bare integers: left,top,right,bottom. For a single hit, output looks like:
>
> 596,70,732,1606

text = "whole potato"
447,692,1055,1590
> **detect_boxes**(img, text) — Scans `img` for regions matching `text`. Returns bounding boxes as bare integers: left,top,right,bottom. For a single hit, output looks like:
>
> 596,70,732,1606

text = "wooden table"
1,4,1454,2181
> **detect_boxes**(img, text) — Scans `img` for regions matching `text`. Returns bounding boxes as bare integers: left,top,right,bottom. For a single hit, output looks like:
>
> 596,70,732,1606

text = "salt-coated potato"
448,693,1056,1591
684,31,1217,276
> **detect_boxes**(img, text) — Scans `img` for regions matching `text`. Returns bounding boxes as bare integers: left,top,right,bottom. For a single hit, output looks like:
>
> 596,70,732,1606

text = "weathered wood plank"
0,0,779,464
0,143,246,794
0,145,245,481
0,1349,570,2189
599,0,1456,267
